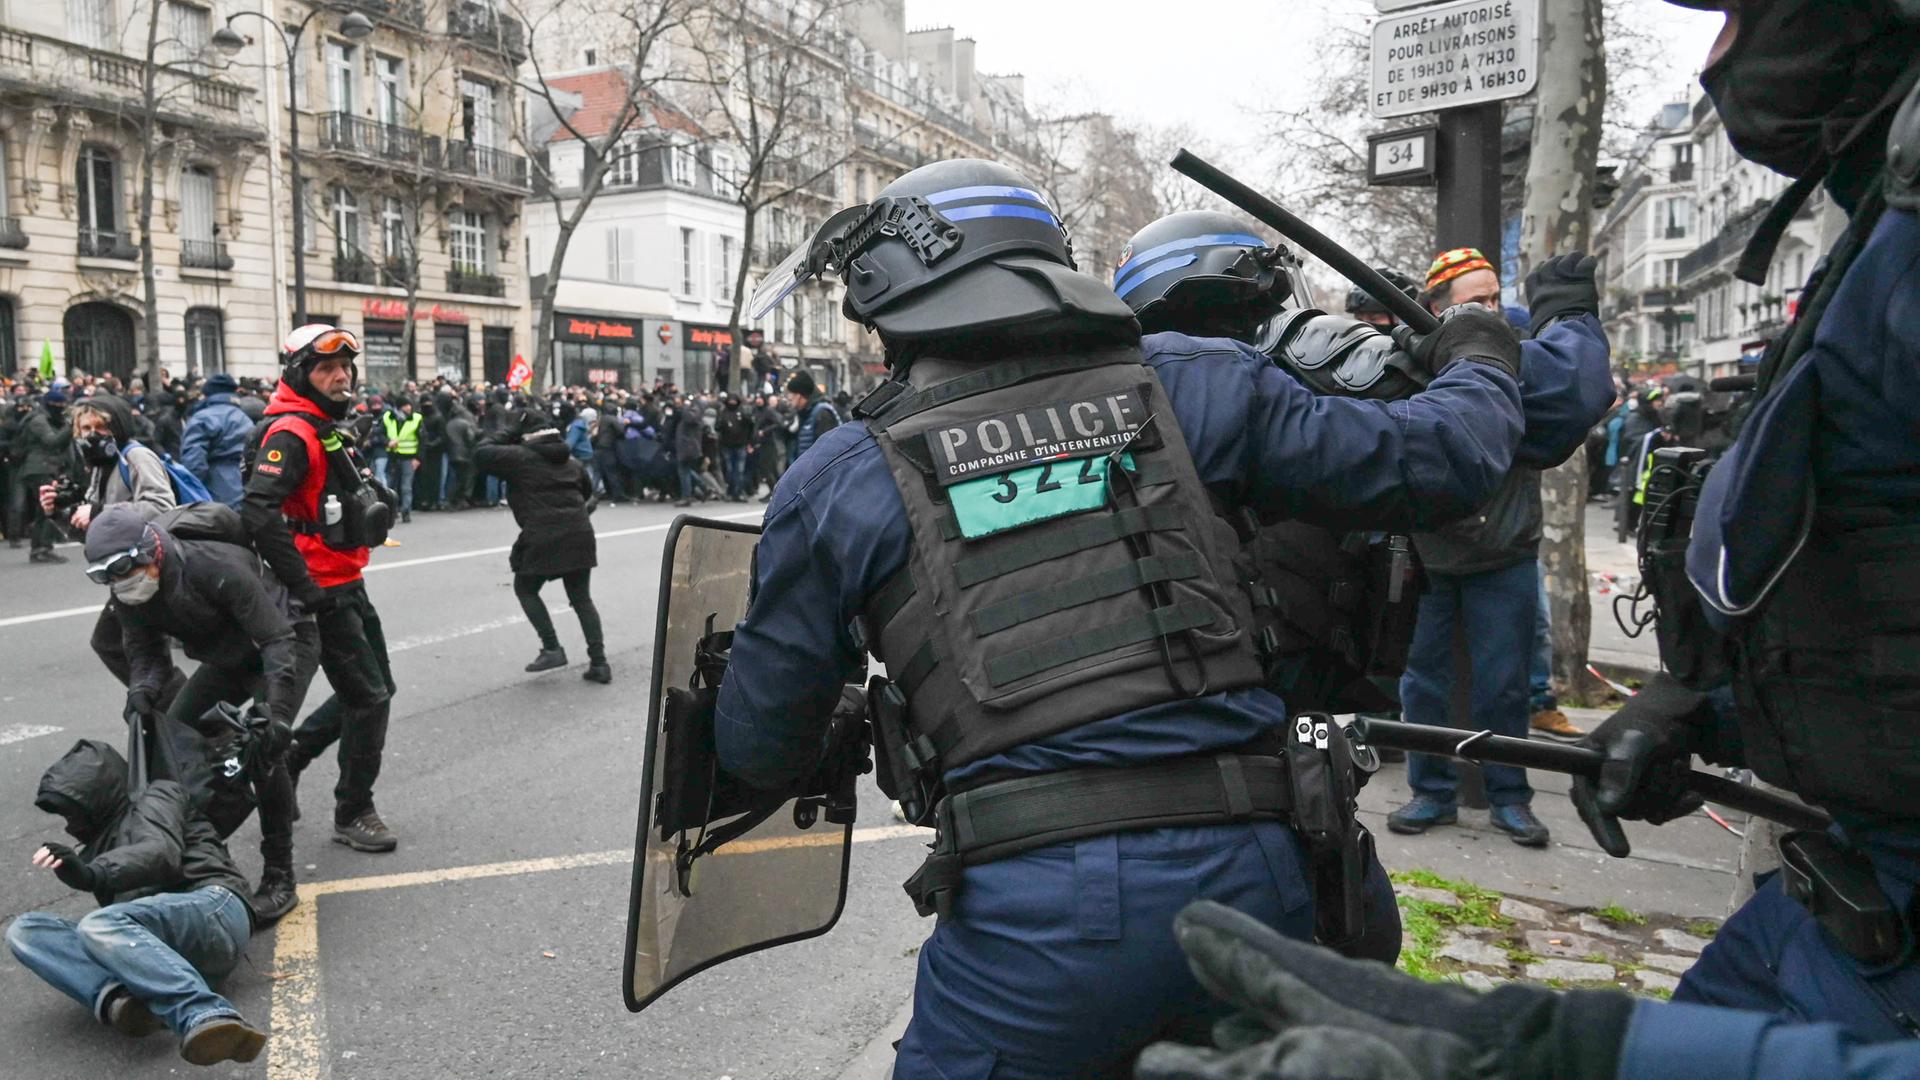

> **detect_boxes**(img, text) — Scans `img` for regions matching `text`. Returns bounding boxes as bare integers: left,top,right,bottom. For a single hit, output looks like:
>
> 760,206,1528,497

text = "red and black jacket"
241,381,370,592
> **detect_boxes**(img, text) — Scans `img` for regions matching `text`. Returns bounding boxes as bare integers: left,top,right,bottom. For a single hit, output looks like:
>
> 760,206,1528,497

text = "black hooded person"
474,408,608,682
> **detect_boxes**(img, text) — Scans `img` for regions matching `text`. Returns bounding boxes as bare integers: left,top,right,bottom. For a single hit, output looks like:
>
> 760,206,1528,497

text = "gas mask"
79,432,119,466
110,569,160,606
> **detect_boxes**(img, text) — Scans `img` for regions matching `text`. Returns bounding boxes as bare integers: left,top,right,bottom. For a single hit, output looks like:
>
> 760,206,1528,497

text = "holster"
866,676,944,827
1286,713,1378,949
1778,830,1908,967
1363,534,1424,678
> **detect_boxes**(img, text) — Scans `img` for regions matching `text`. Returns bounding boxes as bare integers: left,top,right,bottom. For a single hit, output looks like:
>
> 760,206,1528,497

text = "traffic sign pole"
1434,102,1505,272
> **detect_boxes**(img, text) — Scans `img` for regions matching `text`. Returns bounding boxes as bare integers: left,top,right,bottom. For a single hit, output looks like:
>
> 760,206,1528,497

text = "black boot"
251,867,298,922
526,646,567,673
583,653,611,684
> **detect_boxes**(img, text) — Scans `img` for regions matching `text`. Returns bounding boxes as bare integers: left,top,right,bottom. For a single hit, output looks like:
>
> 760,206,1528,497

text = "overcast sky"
903,0,1726,161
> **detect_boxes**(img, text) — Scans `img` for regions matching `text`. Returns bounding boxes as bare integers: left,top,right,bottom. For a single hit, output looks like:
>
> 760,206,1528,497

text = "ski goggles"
85,545,152,585
304,328,362,356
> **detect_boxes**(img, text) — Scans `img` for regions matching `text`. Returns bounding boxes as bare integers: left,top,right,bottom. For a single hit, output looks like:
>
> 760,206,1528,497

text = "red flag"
507,353,532,389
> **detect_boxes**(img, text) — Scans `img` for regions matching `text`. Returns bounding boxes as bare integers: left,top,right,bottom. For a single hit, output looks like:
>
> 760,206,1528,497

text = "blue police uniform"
1621,998,1920,1079
710,320,1618,1077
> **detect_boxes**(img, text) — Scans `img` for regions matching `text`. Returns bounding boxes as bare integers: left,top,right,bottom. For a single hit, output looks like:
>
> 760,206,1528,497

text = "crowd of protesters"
0,356,857,556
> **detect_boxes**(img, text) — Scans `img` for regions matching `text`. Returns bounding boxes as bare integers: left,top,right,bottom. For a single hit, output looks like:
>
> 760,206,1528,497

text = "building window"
716,235,734,300
679,226,694,295
710,151,734,192
0,296,15,375
0,138,10,220
77,146,119,245
606,226,634,283
607,137,640,187
460,77,499,148
332,186,361,257
670,144,694,187
381,196,408,262
326,41,356,112
1662,198,1691,238
583,47,595,66
451,209,488,272
185,308,224,375
169,1,211,64
182,166,216,243
69,0,113,48
376,55,405,126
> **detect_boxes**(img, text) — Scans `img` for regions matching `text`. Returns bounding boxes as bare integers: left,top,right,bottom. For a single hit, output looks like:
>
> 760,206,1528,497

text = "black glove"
125,687,158,719
1523,252,1599,337
40,842,99,892
1134,901,1635,1080
1393,304,1521,381
262,720,293,761
292,583,337,617
1570,673,1714,858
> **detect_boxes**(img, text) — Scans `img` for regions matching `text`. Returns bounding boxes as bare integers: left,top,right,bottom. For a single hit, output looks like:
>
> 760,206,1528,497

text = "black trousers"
447,459,475,506
514,569,604,660
16,472,59,553
290,580,395,825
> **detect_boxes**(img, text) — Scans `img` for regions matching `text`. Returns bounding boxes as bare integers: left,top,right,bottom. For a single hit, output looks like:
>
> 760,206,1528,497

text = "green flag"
37,340,54,381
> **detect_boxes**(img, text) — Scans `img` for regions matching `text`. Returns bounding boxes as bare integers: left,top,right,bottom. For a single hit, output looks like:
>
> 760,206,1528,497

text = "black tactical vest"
856,346,1264,773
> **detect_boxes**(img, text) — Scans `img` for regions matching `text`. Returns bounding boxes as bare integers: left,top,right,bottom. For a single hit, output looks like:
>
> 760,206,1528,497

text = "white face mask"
110,570,160,606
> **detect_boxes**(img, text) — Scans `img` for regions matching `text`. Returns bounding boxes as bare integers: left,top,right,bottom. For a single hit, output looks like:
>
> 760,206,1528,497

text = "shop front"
554,312,647,389
682,323,735,394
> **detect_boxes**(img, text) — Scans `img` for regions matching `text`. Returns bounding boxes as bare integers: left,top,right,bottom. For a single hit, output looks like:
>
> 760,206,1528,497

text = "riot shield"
623,516,853,1012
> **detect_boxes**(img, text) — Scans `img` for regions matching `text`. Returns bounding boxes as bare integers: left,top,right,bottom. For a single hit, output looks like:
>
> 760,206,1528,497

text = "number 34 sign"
1366,125,1439,187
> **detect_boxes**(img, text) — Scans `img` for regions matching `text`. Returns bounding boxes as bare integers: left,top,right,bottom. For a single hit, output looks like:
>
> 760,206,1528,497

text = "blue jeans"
1399,559,1537,808
387,455,416,515
367,452,388,490
1530,561,1555,713
677,464,711,500
486,475,505,506
6,885,252,1035
721,447,748,498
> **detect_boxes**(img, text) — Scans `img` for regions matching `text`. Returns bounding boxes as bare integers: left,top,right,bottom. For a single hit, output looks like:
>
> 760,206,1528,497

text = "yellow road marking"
268,823,929,1080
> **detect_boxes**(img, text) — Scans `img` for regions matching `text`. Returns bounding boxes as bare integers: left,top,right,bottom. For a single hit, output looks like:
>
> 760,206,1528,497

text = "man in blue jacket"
705,157,1594,1079
177,374,253,508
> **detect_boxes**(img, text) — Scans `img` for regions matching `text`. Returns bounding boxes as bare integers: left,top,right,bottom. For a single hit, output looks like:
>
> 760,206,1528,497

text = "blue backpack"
118,439,215,505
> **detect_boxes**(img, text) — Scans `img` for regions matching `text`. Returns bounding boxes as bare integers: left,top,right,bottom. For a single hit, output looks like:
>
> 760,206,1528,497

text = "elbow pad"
1263,309,1431,403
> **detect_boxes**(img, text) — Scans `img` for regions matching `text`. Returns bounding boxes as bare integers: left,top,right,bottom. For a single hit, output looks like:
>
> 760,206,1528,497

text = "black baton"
1355,716,1831,832
1169,149,1441,335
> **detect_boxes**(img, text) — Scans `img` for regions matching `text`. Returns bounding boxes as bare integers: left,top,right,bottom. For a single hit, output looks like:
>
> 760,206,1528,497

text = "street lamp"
214,6,374,326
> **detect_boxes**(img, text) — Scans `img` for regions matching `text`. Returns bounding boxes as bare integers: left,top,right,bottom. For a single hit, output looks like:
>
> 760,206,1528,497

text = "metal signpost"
1368,0,1541,264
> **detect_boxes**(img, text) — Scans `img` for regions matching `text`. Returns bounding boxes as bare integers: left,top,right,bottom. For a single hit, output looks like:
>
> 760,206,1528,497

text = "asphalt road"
0,497,1743,1080
0,500,933,1080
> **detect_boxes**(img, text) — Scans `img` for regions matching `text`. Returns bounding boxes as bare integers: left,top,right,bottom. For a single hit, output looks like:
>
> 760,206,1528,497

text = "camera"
48,475,84,517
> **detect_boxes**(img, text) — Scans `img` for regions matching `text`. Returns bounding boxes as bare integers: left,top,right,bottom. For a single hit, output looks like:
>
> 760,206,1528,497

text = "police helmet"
748,158,1136,346
1112,211,1292,336
1344,268,1420,318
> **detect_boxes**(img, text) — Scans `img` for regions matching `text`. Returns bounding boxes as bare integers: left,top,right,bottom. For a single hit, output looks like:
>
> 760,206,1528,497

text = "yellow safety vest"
383,411,422,456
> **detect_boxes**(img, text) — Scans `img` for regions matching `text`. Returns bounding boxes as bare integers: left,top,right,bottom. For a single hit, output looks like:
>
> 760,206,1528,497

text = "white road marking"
387,607,569,653
0,510,762,630
0,724,63,746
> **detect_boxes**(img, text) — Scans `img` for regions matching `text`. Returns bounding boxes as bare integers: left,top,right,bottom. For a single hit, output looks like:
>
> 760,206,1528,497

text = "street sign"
1370,0,1540,119
1373,0,1447,10
1367,125,1439,186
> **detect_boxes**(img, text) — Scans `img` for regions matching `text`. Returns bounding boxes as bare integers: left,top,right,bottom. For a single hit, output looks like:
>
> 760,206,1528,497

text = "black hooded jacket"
473,435,595,576
34,739,254,919
116,531,302,723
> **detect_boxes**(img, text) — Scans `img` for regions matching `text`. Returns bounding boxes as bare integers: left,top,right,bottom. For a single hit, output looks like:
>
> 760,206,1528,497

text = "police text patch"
926,390,1147,485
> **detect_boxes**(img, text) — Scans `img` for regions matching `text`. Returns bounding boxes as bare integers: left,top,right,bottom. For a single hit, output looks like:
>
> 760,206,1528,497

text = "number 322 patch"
949,453,1134,540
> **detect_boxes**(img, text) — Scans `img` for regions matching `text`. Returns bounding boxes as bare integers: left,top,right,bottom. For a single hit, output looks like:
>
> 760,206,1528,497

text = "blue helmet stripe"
925,184,1051,208
1113,232,1264,284
942,204,1059,225
1114,253,1201,299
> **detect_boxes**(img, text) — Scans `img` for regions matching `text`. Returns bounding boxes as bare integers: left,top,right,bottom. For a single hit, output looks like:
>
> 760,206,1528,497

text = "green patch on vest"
950,453,1133,540
320,432,344,452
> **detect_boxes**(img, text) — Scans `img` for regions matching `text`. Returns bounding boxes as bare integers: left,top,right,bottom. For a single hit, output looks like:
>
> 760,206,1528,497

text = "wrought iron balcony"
0,216,26,249
319,113,437,168
381,258,417,289
1641,287,1684,308
78,228,136,259
181,239,232,270
440,140,529,190
447,266,505,297
334,252,377,285
447,3,527,61
1669,162,1694,183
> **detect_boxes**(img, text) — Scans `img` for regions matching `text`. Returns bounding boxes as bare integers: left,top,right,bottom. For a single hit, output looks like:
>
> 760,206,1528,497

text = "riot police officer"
1110,208,1613,955
1345,267,1421,329
1569,0,1920,1051
709,158,1536,1078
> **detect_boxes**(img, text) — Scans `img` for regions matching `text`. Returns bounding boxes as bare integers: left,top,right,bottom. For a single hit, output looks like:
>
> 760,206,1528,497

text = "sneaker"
525,647,568,673
673,498,692,507
583,661,612,684
1491,804,1551,847
333,809,398,853
179,1015,266,1065
28,549,66,564
1386,795,1459,835
401,511,412,523
1530,708,1585,740
105,990,164,1037
251,867,298,923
